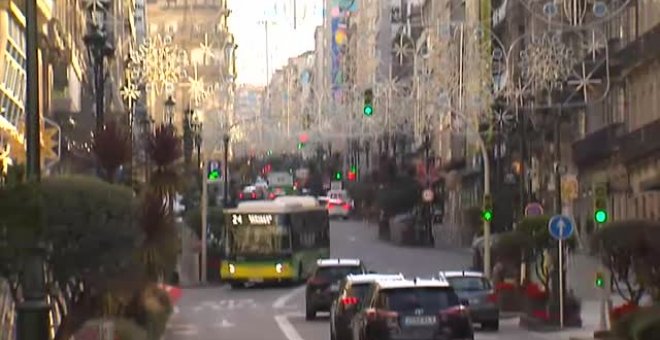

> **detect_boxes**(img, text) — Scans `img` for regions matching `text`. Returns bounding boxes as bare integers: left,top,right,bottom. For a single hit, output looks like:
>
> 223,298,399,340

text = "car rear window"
382,288,459,311
348,283,371,301
316,266,363,280
446,277,491,291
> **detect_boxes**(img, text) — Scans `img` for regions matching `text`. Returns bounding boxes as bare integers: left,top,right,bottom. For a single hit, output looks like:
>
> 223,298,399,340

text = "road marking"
192,299,258,312
167,323,199,336
348,236,356,242
274,314,305,340
272,286,305,309
213,319,235,328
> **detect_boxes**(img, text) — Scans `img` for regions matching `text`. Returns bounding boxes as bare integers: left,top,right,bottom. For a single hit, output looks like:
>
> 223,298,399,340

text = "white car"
325,190,353,219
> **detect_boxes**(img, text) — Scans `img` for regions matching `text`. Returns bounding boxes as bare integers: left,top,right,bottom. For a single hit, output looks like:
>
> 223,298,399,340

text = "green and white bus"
221,197,330,287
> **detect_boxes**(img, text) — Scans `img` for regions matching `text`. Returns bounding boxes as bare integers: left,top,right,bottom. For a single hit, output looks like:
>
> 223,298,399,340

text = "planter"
497,288,523,312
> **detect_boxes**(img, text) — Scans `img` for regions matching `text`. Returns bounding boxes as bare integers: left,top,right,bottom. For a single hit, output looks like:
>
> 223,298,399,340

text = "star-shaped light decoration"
187,64,208,106
393,34,414,65
41,126,60,163
200,33,216,62
566,61,603,102
120,81,141,110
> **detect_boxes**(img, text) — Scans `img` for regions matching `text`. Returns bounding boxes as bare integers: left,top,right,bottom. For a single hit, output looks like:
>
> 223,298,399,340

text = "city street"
164,220,596,340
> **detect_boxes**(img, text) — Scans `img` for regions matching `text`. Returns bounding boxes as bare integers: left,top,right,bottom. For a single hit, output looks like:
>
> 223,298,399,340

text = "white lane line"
272,286,305,309
274,314,306,340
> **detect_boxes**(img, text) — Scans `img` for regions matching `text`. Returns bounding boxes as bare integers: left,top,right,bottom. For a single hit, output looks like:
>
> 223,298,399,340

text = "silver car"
440,271,500,331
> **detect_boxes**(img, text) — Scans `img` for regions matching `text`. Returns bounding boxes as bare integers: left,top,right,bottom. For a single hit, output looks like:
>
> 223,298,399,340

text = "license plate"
249,278,264,283
469,298,480,305
329,284,339,291
404,316,437,326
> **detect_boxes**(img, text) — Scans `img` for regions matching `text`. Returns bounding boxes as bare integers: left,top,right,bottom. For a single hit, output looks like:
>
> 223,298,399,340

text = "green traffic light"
363,105,373,116
208,169,220,180
595,276,604,288
335,172,342,180
594,209,608,223
482,210,493,222
297,142,304,149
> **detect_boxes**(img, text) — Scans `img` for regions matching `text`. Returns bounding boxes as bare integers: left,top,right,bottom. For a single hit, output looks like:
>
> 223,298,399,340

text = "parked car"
440,271,499,330
326,189,354,219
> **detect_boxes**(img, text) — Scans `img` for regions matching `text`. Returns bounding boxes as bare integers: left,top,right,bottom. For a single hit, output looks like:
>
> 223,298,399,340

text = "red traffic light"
347,171,357,181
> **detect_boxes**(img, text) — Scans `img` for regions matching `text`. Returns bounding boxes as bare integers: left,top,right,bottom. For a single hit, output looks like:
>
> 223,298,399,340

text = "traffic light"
595,271,605,288
297,142,305,149
207,161,221,181
363,89,373,116
347,165,357,181
482,194,493,222
593,182,608,224
334,171,343,181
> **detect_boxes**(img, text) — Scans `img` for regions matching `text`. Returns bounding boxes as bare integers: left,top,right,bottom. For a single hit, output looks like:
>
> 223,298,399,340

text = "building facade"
145,0,236,157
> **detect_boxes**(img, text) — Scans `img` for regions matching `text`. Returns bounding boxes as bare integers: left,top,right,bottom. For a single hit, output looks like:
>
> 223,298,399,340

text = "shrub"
92,121,131,183
375,176,421,216
493,230,531,268
613,305,660,340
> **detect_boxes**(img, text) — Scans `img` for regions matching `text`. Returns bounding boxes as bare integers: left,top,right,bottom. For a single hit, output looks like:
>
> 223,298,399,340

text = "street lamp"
191,112,202,172
83,0,114,134
164,95,176,126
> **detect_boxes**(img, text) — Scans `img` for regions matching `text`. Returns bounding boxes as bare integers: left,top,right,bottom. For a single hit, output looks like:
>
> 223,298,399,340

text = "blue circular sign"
548,215,575,240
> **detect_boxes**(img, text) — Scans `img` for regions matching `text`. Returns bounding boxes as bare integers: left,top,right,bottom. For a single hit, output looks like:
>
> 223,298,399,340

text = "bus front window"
230,225,291,257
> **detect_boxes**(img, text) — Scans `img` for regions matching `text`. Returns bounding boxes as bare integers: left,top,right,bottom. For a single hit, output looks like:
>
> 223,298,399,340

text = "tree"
146,124,182,201
92,121,131,183
592,220,660,304
137,192,180,280
517,216,552,290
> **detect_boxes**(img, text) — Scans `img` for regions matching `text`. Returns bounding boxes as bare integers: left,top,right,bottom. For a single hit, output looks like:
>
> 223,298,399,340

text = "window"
315,266,364,280
382,288,460,312
445,276,491,291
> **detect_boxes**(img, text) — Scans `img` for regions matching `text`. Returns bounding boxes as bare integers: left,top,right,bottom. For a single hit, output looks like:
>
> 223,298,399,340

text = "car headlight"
228,263,236,274
275,263,283,273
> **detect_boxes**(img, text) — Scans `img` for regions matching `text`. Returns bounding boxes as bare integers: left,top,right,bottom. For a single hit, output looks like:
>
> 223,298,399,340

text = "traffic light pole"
223,134,230,207
200,158,208,284
449,111,491,278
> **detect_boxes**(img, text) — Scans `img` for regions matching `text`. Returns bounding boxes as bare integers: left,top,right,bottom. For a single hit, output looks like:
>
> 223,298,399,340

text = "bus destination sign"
231,214,275,226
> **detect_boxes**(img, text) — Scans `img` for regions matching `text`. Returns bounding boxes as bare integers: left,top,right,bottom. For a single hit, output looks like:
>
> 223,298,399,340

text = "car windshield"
316,266,363,280
229,225,291,256
446,277,491,291
383,288,459,312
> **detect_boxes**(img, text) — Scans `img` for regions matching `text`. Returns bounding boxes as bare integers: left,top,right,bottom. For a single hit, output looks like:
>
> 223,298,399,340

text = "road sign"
525,202,544,216
422,189,434,202
548,215,575,240
562,175,578,201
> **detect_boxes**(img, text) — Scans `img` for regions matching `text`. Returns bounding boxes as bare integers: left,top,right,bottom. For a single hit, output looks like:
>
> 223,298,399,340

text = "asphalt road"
164,220,589,340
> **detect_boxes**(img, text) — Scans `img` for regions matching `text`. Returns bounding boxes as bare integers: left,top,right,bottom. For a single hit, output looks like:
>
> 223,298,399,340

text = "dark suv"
305,259,367,320
330,274,405,340
352,278,474,340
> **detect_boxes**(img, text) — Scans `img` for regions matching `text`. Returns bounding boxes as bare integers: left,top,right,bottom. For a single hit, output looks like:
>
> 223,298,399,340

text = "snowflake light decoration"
120,81,140,109
518,0,631,27
518,32,576,93
508,28,610,109
127,35,187,95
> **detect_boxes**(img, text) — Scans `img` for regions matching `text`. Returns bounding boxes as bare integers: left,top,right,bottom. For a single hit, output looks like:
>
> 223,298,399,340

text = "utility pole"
17,0,50,339
200,157,207,283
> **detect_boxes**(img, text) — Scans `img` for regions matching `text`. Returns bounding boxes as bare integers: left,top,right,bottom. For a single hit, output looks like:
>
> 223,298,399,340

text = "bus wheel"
298,263,305,283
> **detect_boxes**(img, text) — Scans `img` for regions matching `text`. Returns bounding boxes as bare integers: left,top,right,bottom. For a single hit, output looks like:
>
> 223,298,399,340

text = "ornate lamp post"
164,95,176,126
83,0,114,134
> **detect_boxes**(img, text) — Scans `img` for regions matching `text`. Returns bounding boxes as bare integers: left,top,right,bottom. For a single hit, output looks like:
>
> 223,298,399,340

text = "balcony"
611,23,660,77
619,118,660,165
572,123,623,168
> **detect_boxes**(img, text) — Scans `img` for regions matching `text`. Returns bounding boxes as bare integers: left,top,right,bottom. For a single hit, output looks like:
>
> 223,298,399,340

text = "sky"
228,0,324,86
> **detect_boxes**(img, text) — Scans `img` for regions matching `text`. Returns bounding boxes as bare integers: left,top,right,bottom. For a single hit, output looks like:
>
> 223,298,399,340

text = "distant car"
352,277,474,340
238,186,263,201
330,273,405,340
440,271,499,330
306,259,367,320
326,190,353,219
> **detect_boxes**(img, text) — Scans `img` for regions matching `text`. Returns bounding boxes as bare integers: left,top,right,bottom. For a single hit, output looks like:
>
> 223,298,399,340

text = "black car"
305,259,367,320
352,278,474,340
330,274,405,340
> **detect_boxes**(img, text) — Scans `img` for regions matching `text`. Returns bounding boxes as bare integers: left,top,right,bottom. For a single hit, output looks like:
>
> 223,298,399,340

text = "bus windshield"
229,224,291,257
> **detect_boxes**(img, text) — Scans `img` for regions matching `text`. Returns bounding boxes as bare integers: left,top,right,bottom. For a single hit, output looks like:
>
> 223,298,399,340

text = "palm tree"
92,121,131,183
